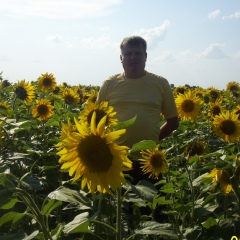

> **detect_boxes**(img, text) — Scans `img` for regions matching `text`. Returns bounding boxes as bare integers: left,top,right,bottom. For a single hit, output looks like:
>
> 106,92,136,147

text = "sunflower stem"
116,187,122,240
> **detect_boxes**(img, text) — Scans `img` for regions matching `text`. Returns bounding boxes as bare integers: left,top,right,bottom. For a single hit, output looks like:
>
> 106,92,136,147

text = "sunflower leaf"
113,115,137,130
129,140,157,154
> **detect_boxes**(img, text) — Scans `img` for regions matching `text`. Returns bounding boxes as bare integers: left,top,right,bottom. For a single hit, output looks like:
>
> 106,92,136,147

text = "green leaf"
113,115,137,130
63,212,90,234
54,101,63,111
48,186,90,207
202,217,217,229
41,199,62,217
130,140,157,154
0,190,20,210
0,212,24,228
129,180,158,202
135,221,178,238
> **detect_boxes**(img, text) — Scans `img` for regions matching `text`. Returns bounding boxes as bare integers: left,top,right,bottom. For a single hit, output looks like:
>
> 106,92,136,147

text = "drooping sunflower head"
15,80,36,104
139,147,168,179
226,81,240,93
32,99,54,121
213,111,240,143
57,111,132,194
183,140,208,162
38,73,57,92
204,168,234,194
175,90,203,121
79,101,117,127
61,88,81,105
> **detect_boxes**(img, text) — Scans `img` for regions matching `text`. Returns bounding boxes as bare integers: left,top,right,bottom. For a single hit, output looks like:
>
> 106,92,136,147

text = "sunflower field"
0,71,240,240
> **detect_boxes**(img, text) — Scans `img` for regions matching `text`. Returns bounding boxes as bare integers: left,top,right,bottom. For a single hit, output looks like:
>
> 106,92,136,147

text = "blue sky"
0,0,239,90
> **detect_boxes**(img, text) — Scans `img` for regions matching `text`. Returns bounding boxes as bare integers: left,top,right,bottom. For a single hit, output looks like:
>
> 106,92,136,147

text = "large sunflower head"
15,80,36,104
79,101,117,127
175,91,203,121
139,147,168,179
38,73,57,92
57,111,132,194
204,168,234,194
61,88,80,105
213,111,240,143
32,99,54,121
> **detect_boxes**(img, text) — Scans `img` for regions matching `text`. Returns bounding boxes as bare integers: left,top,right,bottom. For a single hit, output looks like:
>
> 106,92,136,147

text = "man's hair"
120,36,147,51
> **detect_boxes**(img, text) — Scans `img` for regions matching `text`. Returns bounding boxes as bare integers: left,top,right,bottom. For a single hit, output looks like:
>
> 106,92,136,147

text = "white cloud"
151,51,175,65
0,0,122,19
47,34,73,48
234,51,240,58
199,43,227,59
208,9,221,20
222,11,240,19
134,20,171,49
0,55,10,62
80,34,111,49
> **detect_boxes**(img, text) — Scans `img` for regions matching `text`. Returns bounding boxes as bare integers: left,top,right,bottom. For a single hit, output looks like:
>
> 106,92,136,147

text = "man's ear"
120,55,123,62
145,52,147,61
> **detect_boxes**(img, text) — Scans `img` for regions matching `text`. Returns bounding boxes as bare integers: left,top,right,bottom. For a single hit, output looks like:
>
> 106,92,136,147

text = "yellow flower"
205,168,234,194
62,88,80,105
226,81,240,93
79,101,117,127
175,91,203,121
183,140,208,162
207,87,221,102
38,73,56,91
233,106,240,120
208,99,224,119
213,111,240,143
32,99,54,121
57,111,132,194
15,80,35,104
139,147,168,179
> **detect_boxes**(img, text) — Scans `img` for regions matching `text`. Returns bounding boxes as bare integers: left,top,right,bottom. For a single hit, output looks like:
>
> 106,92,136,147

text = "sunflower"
213,111,240,143
226,81,240,93
233,106,240,120
0,80,11,88
174,86,188,96
139,147,168,179
206,87,221,102
79,101,117,127
183,140,208,162
32,99,54,121
204,168,234,194
82,88,99,104
62,88,80,105
15,80,36,103
175,91,203,121
57,111,132,194
208,99,224,119
38,72,57,91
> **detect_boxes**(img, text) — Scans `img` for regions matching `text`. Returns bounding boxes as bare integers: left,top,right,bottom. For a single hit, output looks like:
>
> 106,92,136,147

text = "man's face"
120,44,147,78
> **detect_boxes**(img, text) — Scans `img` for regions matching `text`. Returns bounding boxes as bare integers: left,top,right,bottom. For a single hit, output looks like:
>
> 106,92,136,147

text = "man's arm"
159,116,179,141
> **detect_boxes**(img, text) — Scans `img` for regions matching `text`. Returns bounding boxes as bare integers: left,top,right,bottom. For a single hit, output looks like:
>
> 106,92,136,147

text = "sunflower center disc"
38,105,49,115
151,154,163,168
78,134,113,173
182,100,194,112
43,78,52,87
87,109,107,126
220,120,236,135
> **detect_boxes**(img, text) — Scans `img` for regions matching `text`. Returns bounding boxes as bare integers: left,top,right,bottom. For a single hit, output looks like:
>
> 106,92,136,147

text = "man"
96,36,179,183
